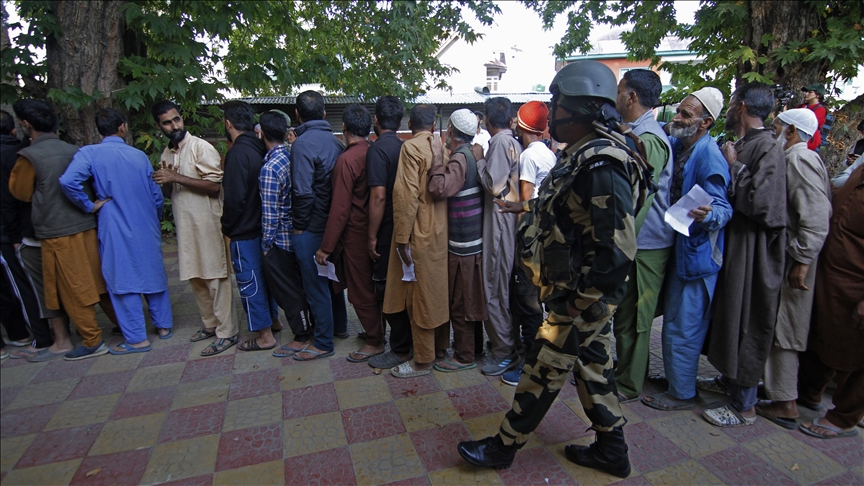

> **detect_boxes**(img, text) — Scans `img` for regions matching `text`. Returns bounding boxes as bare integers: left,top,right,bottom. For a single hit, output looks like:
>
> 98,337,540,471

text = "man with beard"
151,100,236,356
701,82,787,428
640,88,732,411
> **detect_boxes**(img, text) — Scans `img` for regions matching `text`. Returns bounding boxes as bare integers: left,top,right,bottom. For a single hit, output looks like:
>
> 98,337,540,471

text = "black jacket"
0,134,31,244
221,132,267,240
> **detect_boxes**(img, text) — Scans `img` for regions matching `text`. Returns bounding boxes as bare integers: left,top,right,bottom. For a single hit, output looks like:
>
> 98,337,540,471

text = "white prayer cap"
689,87,724,121
777,108,819,137
450,109,478,136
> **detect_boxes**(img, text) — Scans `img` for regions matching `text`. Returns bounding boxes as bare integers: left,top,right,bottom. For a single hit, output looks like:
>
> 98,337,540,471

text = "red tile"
627,399,682,421
624,421,689,474
68,370,135,400
792,429,864,469
381,477,429,486
698,446,797,485
0,385,23,410
140,343,193,367
330,359,377,381
160,474,213,486
1,356,29,367
384,373,440,399
814,470,864,486
69,448,151,486
158,402,227,443
282,383,339,420
497,446,577,486
556,378,580,400
228,368,281,401
0,402,61,438
534,402,592,445
30,359,94,384
446,383,510,420
110,385,176,420
614,475,653,486
15,423,103,468
215,423,282,472
284,446,356,485
717,414,785,443
341,401,406,444
180,354,235,383
409,422,474,472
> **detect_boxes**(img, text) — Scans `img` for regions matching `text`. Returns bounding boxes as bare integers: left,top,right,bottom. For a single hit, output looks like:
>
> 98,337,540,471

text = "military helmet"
550,60,618,105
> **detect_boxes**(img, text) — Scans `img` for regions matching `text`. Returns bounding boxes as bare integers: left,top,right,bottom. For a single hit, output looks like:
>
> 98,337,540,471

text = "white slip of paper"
399,247,417,282
664,183,714,237
314,257,339,282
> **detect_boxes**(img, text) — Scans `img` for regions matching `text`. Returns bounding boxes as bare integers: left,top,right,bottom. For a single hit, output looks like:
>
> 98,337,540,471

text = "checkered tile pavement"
1,240,862,485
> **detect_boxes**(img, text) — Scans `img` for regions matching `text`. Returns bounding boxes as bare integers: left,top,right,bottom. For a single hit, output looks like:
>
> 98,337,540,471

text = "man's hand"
431,134,444,167
690,205,713,223
396,243,411,266
152,161,179,185
314,249,330,266
90,198,112,213
470,143,484,162
854,300,864,330
847,154,859,166
368,237,380,261
721,141,738,167
494,198,523,214
787,262,811,291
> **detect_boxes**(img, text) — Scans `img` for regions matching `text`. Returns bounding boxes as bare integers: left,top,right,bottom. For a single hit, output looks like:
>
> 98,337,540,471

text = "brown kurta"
809,164,864,371
382,132,449,329
708,128,788,386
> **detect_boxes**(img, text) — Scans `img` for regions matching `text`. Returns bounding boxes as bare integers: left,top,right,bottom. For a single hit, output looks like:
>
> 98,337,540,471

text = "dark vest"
448,144,483,256
17,134,96,239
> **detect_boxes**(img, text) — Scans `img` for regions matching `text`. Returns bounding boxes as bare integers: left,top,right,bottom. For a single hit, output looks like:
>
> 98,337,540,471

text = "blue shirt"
260,145,293,252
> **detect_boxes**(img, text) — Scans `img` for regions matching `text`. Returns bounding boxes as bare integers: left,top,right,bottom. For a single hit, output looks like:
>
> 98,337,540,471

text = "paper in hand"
664,184,714,236
399,247,417,282
314,257,339,282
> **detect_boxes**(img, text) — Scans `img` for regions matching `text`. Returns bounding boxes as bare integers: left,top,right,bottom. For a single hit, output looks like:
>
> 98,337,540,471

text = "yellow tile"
563,396,592,426
350,433,424,485
1,459,81,485
648,413,737,458
213,459,285,486
280,360,332,390
223,393,282,432
463,411,543,449
87,352,145,374
88,412,166,455
4,378,78,411
171,375,231,410
546,438,639,485
619,403,643,425
335,375,392,409
428,464,505,485
745,432,846,485
127,362,186,392
44,393,121,431
432,367,488,390
489,377,517,403
0,362,48,388
0,434,36,472
282,412,347,458
140,435,219,485
395,391,462,432
643,459,724,485
231,349,281,374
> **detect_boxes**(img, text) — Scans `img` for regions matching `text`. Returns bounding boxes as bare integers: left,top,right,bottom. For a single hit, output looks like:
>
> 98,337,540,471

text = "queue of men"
0,62,861,479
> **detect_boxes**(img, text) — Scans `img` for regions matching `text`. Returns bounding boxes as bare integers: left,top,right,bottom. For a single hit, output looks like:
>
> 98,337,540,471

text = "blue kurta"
60,136,167,294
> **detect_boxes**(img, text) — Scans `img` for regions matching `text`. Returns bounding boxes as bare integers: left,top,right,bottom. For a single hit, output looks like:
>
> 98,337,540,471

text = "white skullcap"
690,87,724,121
777,108,819,137
450,109,478,136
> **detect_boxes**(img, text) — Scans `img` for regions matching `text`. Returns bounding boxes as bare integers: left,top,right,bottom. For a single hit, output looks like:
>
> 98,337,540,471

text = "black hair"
450,124,474,143
151,100,181,122
375,96,405,131
475,112,485,122
622,69,662,109
0,110,13,135
732,82,774,121
222,100,255,132
484,97,512,129
409,104,437,130
296,90,325,121
342,103,372,138
95,108,126,136
259,111,288,144
857,119,864,132
12,99,57,133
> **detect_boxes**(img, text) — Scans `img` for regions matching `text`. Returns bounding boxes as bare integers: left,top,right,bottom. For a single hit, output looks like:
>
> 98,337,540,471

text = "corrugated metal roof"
226,92,551,106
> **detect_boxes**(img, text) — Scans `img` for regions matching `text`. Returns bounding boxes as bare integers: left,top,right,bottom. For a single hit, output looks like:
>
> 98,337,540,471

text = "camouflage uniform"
497,127,642,448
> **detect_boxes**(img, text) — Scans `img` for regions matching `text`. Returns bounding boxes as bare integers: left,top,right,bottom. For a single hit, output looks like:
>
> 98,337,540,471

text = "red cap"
517,101,548,134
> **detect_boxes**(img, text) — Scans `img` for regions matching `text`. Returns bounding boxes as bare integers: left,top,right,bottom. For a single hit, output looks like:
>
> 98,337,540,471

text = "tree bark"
46,0,126,146
821,94,864,177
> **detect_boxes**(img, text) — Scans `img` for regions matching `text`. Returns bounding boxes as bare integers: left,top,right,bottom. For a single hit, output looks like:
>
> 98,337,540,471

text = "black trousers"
510,264,543,354
262,245,311,342
1,243,50,347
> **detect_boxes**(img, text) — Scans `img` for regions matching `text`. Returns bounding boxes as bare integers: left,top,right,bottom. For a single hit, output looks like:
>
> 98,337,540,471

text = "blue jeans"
721,376,759,412
230,238,277,332
291,231,346,352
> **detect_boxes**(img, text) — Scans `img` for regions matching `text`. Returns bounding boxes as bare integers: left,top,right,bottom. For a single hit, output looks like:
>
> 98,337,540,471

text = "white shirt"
519,141,557,198
473,129,491,154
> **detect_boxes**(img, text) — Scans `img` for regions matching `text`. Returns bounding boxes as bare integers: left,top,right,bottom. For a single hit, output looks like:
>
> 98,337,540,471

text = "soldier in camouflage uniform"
457,60,650,478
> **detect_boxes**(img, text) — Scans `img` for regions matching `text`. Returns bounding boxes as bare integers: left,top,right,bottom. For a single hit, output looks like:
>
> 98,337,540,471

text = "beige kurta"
774,142,832,351
160,133,228,281
382,131,449,329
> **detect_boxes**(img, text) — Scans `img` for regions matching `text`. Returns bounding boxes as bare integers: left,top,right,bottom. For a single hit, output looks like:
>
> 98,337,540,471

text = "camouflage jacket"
517,127,641,318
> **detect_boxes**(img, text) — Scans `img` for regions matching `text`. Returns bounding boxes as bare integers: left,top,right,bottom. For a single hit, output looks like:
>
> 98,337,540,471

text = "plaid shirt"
259,145,293,252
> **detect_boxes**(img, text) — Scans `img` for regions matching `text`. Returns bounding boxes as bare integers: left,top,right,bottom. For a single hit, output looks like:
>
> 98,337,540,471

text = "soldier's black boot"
457,435,517,469
564,426,631,478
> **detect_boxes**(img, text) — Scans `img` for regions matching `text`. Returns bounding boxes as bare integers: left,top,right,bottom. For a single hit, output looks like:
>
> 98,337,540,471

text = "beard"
669,120,699,139
165,128,187,145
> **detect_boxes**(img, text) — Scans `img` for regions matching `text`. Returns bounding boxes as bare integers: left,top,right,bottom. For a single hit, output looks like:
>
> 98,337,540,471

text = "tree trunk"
821,94,864,177
46,0,126,146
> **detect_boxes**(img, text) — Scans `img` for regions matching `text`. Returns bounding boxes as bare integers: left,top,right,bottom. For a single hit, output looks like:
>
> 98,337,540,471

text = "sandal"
433,357,477,373
10,347,40,359
641,392,696,411
702,405,757,427
754,400,798,429
273,343,309,358
390,361,432,378
109,342,152,355
696,376,731,396
799,417,859,440
346,349,384,363
238,339,277,352
201,335,238,356
190,328,216,342
158,329,173,340
294,348,335,361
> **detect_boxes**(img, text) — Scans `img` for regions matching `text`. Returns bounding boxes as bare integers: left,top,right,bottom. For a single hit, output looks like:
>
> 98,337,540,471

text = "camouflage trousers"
498,307,626,448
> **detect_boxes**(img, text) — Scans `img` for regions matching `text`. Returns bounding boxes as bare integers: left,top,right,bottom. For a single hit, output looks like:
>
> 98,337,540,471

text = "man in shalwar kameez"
383,104,449,378
60,108,172,353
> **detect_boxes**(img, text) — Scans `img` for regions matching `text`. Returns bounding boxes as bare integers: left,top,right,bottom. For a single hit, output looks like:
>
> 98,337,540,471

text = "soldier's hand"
689,205,713,223
494,198,523,214
854,300,864,330
90,198,112,213
368,238,380,261
470,143,484,161
787,262,811,291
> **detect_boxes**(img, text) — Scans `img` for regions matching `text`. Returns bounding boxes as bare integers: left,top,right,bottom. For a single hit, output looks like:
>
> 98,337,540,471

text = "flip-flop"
10,348,40,359
390,361,431,378
294,348,335,361
346,349,384,363
796,398,825,412
433,357,477,372
799,417,859,439
641,392,696,411
27,348,68,362
238,339,277,352
334,332,350,340
158,329,173,340
190,328,216,342
273,344,309,358
201,336,238,356
755,400,798,429
109,342,152,355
